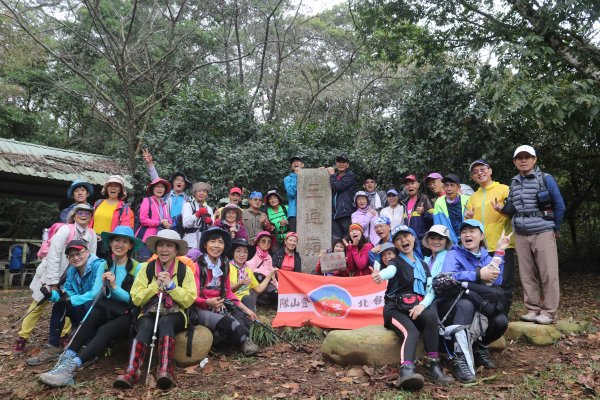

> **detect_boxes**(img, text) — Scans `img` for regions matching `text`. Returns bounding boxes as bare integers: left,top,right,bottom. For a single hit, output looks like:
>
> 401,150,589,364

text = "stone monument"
297,168,332,273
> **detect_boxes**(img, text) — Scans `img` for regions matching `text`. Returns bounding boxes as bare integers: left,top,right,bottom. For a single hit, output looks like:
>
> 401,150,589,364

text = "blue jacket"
433,195,470,243
284,172,298,218
442,245,504,286
330,170,356,220
63,254,105,307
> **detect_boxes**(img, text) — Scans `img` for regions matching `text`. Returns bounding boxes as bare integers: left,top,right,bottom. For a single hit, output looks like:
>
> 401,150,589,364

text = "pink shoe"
13,337,27,354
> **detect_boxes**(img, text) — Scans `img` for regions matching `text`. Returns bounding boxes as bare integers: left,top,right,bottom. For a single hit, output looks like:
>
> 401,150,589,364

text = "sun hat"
192,182,212,193
199,226,232,255
67,180,94,199
101,175,127,198
422,225,453,250
169,172,192,190
146,178,172,195
221,203,243,221
67,204,94,224
264,190,284,205
229,238,256,260
145,229,189,257
100,225,143,251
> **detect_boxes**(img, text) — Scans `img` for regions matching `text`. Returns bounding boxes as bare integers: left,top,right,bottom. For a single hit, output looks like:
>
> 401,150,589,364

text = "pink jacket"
135,196,172,241
346,242,374,276
246,251,278,287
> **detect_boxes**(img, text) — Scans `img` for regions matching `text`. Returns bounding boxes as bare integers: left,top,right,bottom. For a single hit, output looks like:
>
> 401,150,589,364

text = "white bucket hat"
422,224,453,250
145,229,189,257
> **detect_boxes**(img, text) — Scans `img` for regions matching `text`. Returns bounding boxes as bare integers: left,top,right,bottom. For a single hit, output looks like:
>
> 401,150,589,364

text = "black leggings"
135,313,185,345
68,308,131,363
193,308,248,345
437,298,509,345
383,303,439,363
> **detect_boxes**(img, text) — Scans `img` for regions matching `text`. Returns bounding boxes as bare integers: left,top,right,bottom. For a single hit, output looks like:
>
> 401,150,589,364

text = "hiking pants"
18,300,70,340
501,248,516,313
135,313,185,345
68,307,131,363
193,308,248,345
383,303,439,363
49,301,86,347
332,216,352,242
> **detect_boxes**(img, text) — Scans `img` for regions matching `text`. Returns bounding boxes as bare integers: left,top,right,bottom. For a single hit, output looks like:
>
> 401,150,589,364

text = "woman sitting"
39,226,143,387
113,230,196,390
440,219,511,383
193,227,259,355
371,226,453,391
272,232,301,273
246,231,278,306
313,240,348,275
343,224,374,276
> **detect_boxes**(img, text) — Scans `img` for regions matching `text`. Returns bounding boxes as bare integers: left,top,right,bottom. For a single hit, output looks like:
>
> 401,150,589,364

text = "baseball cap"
425,172,443,181
458,219,484,233
513,145,536,158
229,187,242,195
335,154,350,163
249,191,263,199
386,189,399,196
64,239,88,254
442,173,461,184
402,175,418,183
469,159,490,171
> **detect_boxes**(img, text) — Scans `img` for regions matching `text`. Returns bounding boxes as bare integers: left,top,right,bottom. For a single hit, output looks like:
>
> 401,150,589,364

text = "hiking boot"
424,357,454,384
520,311,539,322
241,338,259,356
38,355,77,387
395,363,424,391
13,337,27,354
452,353,476,383
534,314,555,325
157,336,175,390
26,344,61,366
473,342,496,369
114,340,147,389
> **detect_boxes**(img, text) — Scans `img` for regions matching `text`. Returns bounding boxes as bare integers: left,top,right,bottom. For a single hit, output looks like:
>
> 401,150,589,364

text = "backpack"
175,200,209,238
37,223,76,259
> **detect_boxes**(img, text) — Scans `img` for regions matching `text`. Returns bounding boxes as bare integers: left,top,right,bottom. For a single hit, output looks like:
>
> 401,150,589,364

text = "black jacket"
330,170,356,220
272,247,302,273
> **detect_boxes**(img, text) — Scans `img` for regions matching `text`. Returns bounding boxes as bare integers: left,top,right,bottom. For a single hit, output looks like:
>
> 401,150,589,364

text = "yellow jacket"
465,181,514,251
130,261,197,326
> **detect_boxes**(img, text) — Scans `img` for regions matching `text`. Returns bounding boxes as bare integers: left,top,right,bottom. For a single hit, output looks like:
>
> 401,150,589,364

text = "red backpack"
37,223,76,259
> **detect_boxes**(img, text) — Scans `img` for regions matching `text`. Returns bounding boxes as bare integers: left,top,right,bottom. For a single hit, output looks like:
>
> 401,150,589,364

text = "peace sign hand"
496,229,513,251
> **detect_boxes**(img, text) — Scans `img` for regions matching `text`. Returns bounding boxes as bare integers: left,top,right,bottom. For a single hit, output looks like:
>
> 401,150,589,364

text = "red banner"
271,271,386,329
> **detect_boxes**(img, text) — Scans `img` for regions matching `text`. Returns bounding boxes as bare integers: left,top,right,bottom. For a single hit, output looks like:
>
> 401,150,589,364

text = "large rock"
555,319,583,334
505,321,561,346
488,336,506,352
321,325,422,366
173,325,213,367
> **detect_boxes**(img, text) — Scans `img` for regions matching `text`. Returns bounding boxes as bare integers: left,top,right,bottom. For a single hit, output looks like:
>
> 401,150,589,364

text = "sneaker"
241,338,259,356
13,337,27,354
520,311,539,322
452,353,476,383
38,356,77,387
534,314,555,325
26,344,61,366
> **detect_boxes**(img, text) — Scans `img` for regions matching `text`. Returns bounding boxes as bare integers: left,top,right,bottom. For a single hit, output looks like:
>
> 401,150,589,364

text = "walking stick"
145,289,164,385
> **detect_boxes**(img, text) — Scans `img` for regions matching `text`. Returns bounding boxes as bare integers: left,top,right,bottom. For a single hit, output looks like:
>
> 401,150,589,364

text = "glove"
58,290,71,304
40,285,52,300
195,207,208,218
50,290,61,303
202,217,213,225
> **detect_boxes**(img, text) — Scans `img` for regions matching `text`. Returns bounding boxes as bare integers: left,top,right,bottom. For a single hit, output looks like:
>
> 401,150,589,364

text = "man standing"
242,191,273,245
433,174,470,244
59,180,94,223
363,174,386,212
424,172,445,204
284,156,304,232
214,187,243,220
401,175,433,248
327,154,356,242
465,159,514,313
509,146,565,324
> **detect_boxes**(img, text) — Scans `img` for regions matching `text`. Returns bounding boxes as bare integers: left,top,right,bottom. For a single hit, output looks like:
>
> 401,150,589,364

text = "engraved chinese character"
303,176,323,198
305,236,322,257
305,208,323,225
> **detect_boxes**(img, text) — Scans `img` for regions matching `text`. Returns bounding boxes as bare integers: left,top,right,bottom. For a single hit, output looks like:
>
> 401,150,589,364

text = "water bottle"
42,228,49,242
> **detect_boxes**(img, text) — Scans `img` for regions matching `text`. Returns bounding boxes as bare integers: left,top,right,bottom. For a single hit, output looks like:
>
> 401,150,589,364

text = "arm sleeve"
182,202,197,228
44,226,70,285
130,264,160,307
237,224,249,240
70,260,105,307
546,175,565,230
441,251,478,282
169,267,197,309
63,269,75,297
329,171,356,193
420,276,435,308
148,164,159,181
223,272,240,304
139,198,160,228
111,267,132,303
379,264,397,280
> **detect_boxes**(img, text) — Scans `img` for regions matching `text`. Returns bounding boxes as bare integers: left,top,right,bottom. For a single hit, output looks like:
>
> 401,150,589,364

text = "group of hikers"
10,145,565,391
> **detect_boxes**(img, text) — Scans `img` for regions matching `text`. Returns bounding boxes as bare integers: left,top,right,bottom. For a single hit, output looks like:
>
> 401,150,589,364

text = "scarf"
366,191,383,210
204,255,223,287
426,250,447,278
155,259,175,308
398,252,427,295
255,246,270,260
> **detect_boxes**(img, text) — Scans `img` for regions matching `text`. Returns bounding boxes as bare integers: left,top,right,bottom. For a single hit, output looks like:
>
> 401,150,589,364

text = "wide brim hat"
67,180,94,199
422,224,453,250
264,190,284,205
229,238,256,260
101,175,127,198
192,181,212,193
199,226,232,255
145,229,189,257
169,172,192,190
146,178,172,195
254,231,273,248
221,203,243,221
100,225,143,251
67,204,95,224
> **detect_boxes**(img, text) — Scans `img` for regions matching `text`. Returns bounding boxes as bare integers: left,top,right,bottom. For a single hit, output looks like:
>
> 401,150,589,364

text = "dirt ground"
0,272,599,400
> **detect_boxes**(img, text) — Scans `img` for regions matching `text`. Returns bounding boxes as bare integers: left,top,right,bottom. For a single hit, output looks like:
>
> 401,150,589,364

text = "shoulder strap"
118,202,129,221
146,260,156,283
94,199,103,208
535,170,548,192
189,200,197,213
176,260,187,286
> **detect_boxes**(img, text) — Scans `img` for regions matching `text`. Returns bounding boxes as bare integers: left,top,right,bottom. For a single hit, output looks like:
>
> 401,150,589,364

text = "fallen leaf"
184,365,199,374
338,377,354,383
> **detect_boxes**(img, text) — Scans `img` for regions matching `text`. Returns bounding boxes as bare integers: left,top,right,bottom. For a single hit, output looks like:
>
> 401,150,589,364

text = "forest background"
0,0,598,270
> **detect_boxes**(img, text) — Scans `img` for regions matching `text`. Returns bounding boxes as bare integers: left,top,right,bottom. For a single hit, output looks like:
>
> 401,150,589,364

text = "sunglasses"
75,210,92,217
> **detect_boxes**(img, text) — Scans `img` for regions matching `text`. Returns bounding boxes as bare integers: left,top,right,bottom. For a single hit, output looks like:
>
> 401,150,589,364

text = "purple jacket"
351,207,378,244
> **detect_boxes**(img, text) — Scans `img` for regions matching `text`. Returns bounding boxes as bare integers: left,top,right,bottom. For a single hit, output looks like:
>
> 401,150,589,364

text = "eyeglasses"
66,249,88,260
471,167,488,175
75,210,92,217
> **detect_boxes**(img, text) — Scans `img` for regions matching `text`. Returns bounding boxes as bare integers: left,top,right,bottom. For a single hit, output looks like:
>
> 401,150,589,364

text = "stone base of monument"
173,325,213,367
321,325,423,366
505,321,561,346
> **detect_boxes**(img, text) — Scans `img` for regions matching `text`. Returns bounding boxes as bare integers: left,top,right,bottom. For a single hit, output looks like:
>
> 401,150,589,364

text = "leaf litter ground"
0,271,599,399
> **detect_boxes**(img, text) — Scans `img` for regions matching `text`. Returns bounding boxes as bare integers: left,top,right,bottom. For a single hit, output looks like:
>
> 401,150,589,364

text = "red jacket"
346,242,374,276
90,199,134,231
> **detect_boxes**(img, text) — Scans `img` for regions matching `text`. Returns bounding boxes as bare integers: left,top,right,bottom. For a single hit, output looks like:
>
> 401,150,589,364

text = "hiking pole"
145,288,164,385
8,299,47,331
252,319,308,353
53,286,106,369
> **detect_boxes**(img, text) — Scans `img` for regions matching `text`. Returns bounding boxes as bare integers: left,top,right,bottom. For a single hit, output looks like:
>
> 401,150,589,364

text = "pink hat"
402,174,418,183
229,187,242,195
285,232,298,241
425,172,443,181
146,178,172,194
